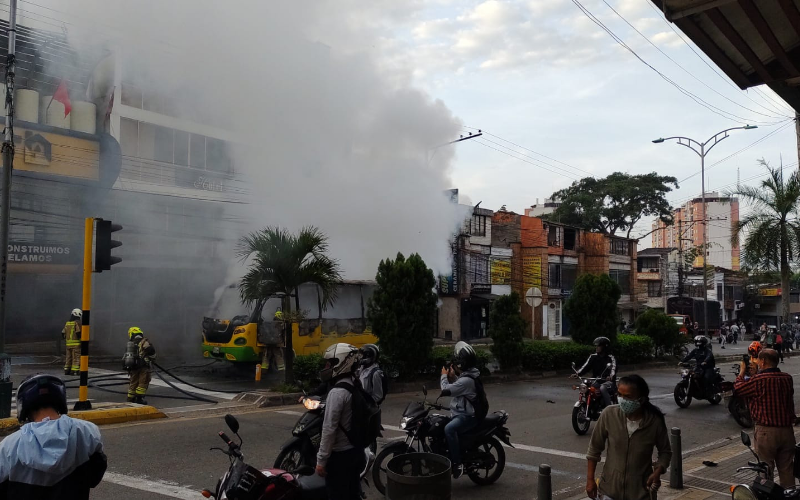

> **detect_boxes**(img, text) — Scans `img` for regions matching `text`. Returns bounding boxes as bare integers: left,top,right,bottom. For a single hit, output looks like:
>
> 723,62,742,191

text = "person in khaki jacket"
126,327,156,405
586,374,672,500
62,309,82,376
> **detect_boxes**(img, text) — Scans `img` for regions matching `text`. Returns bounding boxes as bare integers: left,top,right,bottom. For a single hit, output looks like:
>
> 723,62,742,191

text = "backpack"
376,367,389,405
335,381,382,449
466,376,489,421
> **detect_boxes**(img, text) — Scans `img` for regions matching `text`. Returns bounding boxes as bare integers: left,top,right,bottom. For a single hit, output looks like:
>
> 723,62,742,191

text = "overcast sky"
383,0,797,243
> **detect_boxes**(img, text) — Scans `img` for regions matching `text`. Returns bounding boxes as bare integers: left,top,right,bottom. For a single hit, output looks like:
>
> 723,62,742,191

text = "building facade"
636,247,680,311
525,198,561,217
651,193,740,270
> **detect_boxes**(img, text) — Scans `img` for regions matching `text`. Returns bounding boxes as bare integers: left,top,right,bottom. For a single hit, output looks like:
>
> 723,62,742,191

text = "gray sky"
388,0,797,242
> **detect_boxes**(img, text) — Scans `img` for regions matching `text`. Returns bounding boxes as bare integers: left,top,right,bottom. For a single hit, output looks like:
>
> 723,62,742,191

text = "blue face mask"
618,397,642,414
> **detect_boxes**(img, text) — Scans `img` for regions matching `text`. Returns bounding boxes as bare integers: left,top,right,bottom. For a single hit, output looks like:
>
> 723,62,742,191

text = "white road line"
275,410,304,416
89,367,236,401
102,472,200,500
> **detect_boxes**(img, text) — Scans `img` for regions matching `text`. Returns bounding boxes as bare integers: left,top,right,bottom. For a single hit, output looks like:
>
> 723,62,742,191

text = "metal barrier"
670,427,683,489
538,464,552,500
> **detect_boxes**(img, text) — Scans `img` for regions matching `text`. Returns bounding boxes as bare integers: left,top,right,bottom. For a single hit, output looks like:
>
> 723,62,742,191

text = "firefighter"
262,309,286,372
62,308,82,376
126,327,156,404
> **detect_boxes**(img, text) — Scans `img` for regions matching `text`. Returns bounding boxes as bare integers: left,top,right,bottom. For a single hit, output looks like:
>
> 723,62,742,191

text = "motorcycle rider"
0,374,107,499
680,335,716,396
126,327,156,404
440,341,485,479
315,343,365,500
741,341,762,378
357,344,385,405
571,337,617,408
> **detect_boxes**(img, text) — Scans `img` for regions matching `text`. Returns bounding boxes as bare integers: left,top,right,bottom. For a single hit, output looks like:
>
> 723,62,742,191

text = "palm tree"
729,161,800,326
237,226,342,383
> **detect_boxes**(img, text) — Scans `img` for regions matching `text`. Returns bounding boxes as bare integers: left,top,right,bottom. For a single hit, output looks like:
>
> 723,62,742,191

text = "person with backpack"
316,343,378,500
440,341,487,479
357,343,386,405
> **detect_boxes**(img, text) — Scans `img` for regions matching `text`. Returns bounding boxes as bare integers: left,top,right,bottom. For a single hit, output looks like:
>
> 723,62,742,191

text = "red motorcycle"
570,362,617,435
201,414,326,500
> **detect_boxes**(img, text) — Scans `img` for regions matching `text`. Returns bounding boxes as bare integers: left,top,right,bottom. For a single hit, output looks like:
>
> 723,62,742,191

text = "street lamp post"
653,125,757,336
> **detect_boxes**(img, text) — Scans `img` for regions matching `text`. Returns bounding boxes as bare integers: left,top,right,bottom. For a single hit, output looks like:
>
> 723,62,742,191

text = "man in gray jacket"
316,343,364,500
440,341,482,479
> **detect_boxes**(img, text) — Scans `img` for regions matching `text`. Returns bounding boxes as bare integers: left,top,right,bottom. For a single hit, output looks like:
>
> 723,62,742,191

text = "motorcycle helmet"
128,326,143,340
71,308,82,319
694,335,708,347
359,344,379,367
16,374,68,423
454,341,477,370
320,343,359,382
748,341,762,357
593,337,611,348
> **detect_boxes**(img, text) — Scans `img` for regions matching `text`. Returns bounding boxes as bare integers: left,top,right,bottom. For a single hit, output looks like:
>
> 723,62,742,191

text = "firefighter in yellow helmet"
62,308,82,375
262,309,285,372
125,327,156,404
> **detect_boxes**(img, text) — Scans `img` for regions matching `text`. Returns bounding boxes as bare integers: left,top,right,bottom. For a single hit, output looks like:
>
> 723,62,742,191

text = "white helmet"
71,308,82,319
320,343,359,381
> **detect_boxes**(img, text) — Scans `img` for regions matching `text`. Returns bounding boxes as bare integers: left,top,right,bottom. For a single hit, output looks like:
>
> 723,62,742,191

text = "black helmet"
16,374,68,423
593,337,611,347
359,344,379,366
694,335,708,347
454,341,477,370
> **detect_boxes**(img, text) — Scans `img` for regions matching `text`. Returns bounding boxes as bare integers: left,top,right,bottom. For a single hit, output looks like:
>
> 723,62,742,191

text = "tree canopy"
564,273,621,345
548,172,678,238
489,292,526,371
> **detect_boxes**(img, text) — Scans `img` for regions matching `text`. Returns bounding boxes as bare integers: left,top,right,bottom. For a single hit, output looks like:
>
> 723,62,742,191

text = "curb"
0,405,166,436
234,391,303,408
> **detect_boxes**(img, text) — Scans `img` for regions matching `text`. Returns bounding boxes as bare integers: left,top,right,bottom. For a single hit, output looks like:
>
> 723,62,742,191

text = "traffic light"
94,219,122,272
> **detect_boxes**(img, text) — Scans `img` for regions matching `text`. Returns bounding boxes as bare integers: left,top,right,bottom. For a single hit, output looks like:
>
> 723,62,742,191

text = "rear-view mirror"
422,385,428,396
225,414,240,435
741,431,751,447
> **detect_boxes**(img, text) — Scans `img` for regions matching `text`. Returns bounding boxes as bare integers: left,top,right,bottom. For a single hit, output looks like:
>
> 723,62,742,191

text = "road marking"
102,472,200,499
275,410,304,416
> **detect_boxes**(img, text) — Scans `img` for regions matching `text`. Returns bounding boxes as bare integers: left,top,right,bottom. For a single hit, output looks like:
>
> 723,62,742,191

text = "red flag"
51,80,72,117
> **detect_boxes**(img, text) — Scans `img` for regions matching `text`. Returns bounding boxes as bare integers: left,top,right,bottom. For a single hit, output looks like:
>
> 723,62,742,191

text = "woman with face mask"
585,375,672,500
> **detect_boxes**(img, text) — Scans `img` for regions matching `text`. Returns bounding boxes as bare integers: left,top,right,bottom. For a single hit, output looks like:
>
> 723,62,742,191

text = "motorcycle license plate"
213,347,220,354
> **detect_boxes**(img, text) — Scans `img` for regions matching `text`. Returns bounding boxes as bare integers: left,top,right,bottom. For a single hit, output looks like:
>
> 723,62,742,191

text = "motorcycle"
570,361,618,435
729,430,800,500
674,360,723,408
721,363,753,428
372,385,512,495
273,396,374,481
201,414,327,500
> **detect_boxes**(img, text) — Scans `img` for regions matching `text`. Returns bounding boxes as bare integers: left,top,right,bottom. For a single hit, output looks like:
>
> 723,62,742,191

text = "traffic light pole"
75,218,93,411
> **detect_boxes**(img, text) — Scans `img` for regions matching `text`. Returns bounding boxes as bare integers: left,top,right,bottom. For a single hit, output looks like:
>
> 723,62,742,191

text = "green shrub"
564,274,621,346
489,293,526,371
521,341,594,371
635,309,682,353
615,334,655,364
293,353,324,389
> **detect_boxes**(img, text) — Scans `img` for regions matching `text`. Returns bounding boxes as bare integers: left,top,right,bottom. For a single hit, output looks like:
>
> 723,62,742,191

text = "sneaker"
64,369,71,375
452,464,464,479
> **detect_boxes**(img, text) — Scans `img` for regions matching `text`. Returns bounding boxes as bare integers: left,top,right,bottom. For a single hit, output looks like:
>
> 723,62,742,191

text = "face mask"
618,397,641,414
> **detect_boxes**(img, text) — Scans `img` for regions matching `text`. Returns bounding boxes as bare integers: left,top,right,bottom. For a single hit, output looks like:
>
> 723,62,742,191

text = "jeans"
593,380,616,407
444,415,478,465
326,447,366,500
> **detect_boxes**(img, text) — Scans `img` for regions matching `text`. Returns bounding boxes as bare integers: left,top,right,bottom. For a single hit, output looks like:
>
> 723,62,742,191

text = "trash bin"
385,452,451,500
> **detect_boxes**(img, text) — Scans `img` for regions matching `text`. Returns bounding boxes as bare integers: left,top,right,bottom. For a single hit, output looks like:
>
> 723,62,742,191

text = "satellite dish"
525,287,542,307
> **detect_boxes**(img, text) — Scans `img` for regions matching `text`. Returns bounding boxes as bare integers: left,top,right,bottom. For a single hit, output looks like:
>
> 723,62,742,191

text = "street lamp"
652,125,757,336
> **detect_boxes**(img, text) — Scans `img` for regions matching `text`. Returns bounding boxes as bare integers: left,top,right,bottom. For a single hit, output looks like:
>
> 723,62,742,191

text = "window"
120,118,138,157
610,239,630,256
548,226,560,247
609,269,631,294
120,83,142,108
206,138,232,173
548,263,561,288
561,264,578,291
154,125,174,163
717,284,723,300
174,131,189,166
564,228,576,250
647,281,662,297
470,215,487,237
189,134,206,169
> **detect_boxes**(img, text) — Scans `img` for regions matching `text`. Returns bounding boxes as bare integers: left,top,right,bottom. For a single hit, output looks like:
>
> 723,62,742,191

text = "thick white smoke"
31,0,466,282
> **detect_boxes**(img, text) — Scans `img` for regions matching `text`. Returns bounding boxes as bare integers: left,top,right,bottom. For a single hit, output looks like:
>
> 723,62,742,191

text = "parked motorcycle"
729,430,800,500
201,414,327,500
372,385,512,495
674,361,723,408
570,361,618,435
273,396,374,480
721,363,753,428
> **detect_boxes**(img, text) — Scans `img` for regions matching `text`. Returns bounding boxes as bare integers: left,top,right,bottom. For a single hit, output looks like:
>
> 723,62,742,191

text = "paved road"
55,354,800,500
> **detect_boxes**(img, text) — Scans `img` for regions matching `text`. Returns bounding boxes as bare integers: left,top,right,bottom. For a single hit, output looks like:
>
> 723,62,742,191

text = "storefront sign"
194,176,225,192
490,259,511,285
8,243,74,264
523,255,542,289
759,288,781,296
14,126,100,180
470,284,491,295
637,272,660,281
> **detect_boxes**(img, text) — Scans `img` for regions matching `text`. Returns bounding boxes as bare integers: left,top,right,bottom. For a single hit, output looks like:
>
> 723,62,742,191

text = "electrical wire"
470,139,578,180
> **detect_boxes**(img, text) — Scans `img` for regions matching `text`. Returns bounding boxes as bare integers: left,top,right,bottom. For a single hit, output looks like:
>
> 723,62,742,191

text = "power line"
469,139,578,180
570,0,787,125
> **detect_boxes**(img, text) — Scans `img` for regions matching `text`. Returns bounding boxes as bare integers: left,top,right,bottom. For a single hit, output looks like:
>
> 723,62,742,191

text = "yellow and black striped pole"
74,217,93,411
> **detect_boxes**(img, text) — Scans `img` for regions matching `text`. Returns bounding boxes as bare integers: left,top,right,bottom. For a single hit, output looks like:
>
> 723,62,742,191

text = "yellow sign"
638,272,660,281
491,259,511,285
759,288,781,296
14,126,99,180
523,255,542,289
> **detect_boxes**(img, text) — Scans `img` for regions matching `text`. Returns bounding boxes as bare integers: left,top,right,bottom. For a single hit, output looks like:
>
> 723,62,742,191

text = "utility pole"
0,0,17,418
677,218,683,298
